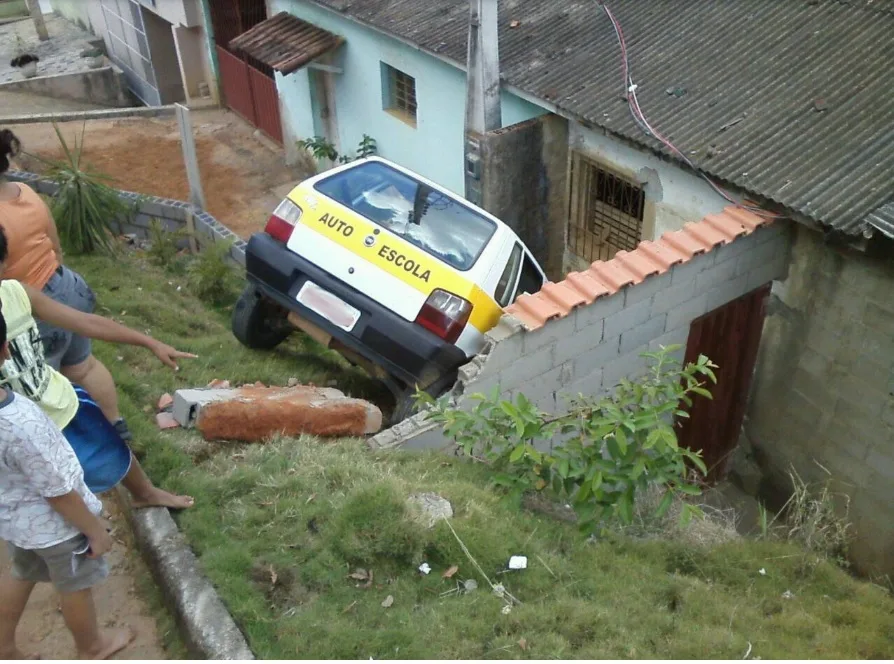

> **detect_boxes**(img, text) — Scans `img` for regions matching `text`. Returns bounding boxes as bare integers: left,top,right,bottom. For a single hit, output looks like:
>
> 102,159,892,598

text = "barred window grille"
567,153,645,262
383,64,417,121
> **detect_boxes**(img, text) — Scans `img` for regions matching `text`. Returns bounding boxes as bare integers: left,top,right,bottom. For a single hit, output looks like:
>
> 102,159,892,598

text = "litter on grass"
418,563,432,575
508,555,528,570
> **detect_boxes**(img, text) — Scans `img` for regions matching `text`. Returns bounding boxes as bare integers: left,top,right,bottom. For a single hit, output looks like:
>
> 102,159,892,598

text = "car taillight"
414,289,472,344
264,199,303,243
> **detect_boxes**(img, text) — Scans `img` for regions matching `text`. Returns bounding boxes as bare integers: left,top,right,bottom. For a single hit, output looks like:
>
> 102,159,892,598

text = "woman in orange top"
0,128,135,442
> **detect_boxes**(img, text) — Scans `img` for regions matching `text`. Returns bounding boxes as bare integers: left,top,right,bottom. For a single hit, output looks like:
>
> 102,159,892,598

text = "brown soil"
11,108,314,238
0,494,168,660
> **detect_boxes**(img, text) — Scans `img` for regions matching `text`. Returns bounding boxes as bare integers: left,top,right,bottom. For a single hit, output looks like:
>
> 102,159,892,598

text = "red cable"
596,2,780,220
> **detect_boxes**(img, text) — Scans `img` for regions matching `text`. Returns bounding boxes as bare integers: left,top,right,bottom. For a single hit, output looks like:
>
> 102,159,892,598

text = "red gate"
677,284,771,482
215,46,283,144
247,65,283,144
216,46,256,125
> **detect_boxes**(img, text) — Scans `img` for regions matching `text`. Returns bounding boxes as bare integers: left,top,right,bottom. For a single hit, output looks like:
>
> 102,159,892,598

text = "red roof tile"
504,206,772,330
230,12,344,75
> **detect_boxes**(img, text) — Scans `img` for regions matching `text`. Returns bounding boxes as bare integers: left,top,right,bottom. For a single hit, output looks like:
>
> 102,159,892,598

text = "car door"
493,242,546,307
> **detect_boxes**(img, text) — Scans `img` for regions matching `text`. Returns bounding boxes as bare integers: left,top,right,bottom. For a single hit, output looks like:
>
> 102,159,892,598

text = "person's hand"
148,340,198,370
85,525,112,559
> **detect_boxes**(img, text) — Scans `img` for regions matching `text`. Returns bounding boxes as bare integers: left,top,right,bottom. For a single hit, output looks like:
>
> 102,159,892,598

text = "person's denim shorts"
38,265,97,370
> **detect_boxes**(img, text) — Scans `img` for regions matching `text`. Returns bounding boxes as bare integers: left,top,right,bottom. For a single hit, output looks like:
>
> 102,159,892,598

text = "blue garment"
61,386,132,494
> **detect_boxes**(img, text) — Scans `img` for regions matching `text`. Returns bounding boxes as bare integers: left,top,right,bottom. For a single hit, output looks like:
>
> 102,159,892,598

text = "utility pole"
463,0,501,206
25,0,49,41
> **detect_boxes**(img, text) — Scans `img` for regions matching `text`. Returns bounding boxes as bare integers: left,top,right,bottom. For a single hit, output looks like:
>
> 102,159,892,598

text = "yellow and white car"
233,156,546,420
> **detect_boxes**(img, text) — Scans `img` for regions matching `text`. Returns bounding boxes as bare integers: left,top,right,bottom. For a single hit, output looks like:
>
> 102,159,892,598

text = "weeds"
187,240,241,307
146,219,187,267
773,466,852,565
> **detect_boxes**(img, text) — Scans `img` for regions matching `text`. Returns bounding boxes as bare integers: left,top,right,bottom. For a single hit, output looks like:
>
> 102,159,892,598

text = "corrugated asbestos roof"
865,202,894,239
505,206,773,329
308,0,894,237
230,11,344,75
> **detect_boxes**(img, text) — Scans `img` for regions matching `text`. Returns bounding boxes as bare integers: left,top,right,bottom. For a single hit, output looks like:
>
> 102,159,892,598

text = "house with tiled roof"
212,0,894,576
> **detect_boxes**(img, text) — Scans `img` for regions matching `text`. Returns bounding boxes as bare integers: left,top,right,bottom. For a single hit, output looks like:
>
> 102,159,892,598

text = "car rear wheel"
232,284,292,350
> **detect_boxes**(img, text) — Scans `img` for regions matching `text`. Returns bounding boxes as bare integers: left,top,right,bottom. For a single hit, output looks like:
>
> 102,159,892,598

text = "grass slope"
69,250,894,660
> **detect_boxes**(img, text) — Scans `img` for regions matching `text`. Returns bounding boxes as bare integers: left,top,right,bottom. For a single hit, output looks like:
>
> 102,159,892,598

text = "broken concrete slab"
173,385,383,441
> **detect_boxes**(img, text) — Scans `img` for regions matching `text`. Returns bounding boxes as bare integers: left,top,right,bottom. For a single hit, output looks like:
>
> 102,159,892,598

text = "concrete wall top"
506,206,775,330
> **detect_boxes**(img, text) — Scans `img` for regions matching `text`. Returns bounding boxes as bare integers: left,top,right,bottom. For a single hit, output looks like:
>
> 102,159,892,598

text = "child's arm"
14,413,112,558
45,492,112,559
22,283,198,370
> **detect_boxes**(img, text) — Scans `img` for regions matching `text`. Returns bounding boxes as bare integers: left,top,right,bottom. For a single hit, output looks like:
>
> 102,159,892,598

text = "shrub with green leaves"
187,240,241,307
297,134,378,167
422,346,717,534
146,218,188,267
41,123,135,254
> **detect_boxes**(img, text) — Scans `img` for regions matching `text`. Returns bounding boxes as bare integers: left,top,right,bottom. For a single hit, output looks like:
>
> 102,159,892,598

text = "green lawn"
68,249,894,660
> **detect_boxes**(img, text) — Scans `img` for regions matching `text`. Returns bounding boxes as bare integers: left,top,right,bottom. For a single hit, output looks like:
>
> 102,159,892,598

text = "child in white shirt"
0,307,133,659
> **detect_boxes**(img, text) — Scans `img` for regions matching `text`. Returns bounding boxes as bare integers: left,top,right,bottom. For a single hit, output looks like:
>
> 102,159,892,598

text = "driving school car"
233,156,546,421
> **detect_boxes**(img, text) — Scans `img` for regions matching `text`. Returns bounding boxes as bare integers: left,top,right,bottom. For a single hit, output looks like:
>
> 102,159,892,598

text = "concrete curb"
0,104,178,125
115,487,255,660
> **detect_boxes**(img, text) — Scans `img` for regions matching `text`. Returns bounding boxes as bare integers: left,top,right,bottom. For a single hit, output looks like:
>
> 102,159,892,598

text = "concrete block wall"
369,216,793,452
744,224,894,577
7,170,247,267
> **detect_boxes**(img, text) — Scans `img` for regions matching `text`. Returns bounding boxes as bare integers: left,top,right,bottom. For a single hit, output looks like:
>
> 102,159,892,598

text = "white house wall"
271,0,547,196
569,122,729,241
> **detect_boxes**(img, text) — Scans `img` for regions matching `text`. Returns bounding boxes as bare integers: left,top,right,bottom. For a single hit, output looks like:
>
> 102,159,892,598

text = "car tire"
390,370,459,425
232,285,292,350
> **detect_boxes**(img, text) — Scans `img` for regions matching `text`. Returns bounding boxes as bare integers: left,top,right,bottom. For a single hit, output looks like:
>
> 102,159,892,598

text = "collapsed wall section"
369,207,792,451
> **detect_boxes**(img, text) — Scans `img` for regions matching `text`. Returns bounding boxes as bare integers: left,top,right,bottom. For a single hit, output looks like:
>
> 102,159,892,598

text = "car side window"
516,253,545,298
495,243,523,307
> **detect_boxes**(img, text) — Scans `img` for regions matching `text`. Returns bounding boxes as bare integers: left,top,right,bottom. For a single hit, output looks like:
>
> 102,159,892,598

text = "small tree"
421,346,717,533
298,134,378,169
38,123,134,254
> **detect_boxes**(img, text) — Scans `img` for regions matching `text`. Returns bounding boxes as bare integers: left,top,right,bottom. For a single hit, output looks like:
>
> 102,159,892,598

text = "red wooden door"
677,284,771,482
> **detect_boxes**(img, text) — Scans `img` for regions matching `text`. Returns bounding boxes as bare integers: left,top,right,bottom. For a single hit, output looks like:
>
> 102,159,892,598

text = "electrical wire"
594,1,780,220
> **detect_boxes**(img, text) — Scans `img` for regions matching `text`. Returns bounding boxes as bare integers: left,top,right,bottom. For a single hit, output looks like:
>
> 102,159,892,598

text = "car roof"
299,156,523,244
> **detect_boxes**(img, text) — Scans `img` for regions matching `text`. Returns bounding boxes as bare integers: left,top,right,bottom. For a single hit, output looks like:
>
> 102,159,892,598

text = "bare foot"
131,488,194,510
80,626,135,660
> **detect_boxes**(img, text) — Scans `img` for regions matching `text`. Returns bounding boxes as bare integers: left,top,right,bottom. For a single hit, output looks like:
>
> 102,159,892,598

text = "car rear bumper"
244,232,467,387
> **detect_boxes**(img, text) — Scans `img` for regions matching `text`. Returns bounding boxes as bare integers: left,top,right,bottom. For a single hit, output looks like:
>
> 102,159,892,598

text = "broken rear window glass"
314,161,496,271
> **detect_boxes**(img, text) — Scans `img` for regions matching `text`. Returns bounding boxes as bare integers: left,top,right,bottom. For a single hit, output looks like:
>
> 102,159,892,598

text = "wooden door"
677,284,771,482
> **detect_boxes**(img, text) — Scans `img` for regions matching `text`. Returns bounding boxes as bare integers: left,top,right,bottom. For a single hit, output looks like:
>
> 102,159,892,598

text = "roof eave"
299,0,865,239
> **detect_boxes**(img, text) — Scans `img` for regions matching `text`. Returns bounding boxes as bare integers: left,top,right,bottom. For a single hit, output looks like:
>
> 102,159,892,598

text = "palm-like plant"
39,123,134,254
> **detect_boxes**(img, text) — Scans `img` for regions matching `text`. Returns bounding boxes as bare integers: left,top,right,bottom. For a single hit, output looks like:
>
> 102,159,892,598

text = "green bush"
146,219,187,266
423,346,716,534
41,123,135,255
186,240,241,307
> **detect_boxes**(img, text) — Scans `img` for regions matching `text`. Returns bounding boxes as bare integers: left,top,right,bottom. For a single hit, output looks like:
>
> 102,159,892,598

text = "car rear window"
313,161,496,271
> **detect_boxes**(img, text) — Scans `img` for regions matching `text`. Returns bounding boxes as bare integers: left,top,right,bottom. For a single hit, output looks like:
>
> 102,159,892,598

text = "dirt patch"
0,494,167,660
10,108,314,238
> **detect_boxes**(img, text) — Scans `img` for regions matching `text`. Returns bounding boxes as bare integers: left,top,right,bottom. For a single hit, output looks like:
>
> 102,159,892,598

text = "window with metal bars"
567,153,646,263
381,63,417,125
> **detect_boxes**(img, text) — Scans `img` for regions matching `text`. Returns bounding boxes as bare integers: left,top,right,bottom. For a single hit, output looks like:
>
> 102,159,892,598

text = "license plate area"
296,281,361,332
